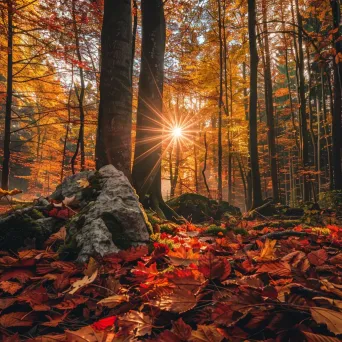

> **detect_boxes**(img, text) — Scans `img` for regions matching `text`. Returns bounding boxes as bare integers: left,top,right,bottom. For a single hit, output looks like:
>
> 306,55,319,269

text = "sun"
172,126,183,138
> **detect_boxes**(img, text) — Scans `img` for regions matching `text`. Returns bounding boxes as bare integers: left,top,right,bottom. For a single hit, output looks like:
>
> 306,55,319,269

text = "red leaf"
307,249,328,266
91,316,117,331
198,253,231,281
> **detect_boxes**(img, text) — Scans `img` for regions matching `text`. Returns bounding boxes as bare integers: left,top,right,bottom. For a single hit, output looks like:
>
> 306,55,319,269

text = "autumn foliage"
0,222,341,341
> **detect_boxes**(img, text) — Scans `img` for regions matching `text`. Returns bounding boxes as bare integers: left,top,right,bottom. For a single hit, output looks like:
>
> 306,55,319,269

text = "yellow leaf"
254,239,277,261
77,178,90,189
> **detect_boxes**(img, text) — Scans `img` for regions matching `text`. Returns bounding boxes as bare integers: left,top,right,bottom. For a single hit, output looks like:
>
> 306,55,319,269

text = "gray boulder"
62,165,150,262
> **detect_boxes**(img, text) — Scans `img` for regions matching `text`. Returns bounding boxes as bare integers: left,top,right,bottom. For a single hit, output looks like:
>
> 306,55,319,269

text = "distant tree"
330,0,342,190
248,0,263,209
95,0,133,179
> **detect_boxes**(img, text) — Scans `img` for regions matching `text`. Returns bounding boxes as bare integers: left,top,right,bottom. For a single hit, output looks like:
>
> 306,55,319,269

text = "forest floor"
0,208,341,341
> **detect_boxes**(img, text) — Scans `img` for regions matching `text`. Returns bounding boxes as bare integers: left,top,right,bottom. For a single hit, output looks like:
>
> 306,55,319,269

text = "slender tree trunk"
61,86,73,182
202,131,211,198
96,0,133,179
217,0,223,202
131,0,138,85
228,60,234,203
170,141,180,198
248,0,263,209
261,0,279,202
321,68,333,190
71,0,85,172
194,143,199,193
295,0,310,201
330,0,342,190
2,0,13,190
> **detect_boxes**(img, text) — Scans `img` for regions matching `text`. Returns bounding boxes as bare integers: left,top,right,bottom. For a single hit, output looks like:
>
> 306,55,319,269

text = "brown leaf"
310,307,342,335
190,325,224,342
0,298,16,309
118,245,149,262
198,253,231,281
301,331,341,342
65,326,108,341
308,249,328,266
64,269,98,295
44,226,67,246
149,286,199,314
0,312,34,327
172,318,192,340
42,312,69,327
97,295,129,308
54,295,88,310
119,310,153,337
256,261,291,277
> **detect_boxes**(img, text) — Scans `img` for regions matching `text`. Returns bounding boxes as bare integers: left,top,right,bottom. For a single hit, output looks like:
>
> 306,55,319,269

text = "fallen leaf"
0,312,34,327
0,280,22,294
97,295,129,308
77,178,90,188
190,325,224,342
308,249,328,266
310,307,342,335
119,311,153,337
65,269,98,295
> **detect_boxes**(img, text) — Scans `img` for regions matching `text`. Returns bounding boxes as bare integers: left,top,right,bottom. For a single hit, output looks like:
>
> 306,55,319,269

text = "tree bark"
71,0,86,172
261,0,279,202
330,0,342,190
96,0,133,179
248,0,263,209
132,0,179,220
217,0,223,202
295,0,310,201
2,0,13,191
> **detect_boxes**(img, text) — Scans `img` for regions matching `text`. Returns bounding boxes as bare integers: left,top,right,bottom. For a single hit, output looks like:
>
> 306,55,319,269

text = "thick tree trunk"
132,0,179,220
2,0,13,191
330,0,342,190
248,0,263,209
96,0,133,179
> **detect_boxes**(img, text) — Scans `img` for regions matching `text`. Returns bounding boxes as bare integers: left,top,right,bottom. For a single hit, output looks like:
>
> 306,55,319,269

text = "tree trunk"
295,0,310,201
2,0,13,191
132,0,179,220
131,0,138,84
261,0,279,202
217,0,223,202
72,0,85,172
202,131,211,198
248,0,263,209
330,0,342,190
95,0,133,179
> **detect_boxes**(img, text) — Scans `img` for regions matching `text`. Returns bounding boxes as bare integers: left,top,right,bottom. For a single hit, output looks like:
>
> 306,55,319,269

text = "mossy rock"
0,213,64,250
167,193,240,223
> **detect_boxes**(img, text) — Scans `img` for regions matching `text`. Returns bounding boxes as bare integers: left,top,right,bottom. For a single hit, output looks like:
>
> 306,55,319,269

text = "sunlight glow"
172,126,183,138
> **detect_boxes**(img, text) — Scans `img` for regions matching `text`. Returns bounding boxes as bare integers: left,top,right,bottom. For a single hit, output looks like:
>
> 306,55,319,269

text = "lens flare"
172,126,183,138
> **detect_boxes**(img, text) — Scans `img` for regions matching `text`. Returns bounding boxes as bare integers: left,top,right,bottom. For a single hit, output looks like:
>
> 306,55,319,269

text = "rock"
65,165,150,263
50,170,97,208
167,193,240,223
0,212,64,250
